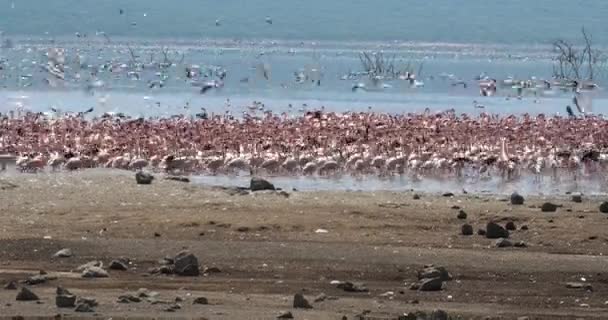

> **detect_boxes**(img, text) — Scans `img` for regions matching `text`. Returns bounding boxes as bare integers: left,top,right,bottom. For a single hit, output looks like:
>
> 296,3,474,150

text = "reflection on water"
192,173,608,196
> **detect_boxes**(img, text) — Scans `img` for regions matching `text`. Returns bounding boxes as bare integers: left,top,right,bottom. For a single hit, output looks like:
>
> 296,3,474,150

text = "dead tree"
552,27,606,81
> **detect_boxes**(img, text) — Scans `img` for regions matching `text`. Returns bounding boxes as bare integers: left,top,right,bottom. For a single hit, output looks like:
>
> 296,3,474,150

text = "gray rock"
16,287,39,301
442,192,454,197
250,177,275,191
277,311,294,319
4,281,17,290
600,201,608,213
203,266,221,274
313,293,327,302
430,309,449,320
56,287,72,296
75,261,103,272
418,265,452,282
505,221,516,231
109,260,128,271
477,228,486,236
418,278,444,291
192,296,208,305
541,202,560,212
495,238,513,248
293,293,312,309
165,176,190,183
336,281,368,292
117,294,141,303
24,275,50,285
461,223,473,235
76,297,98,307
163,303,181,312
514,240,527,248
571,194,583,203
566,282,593,291
412,194,421,200
53,248,72,258
486,222,509,239
456,210,467,219
174,251,200,276
135,171,154,185
82,266,109,278
510,192,525,205
75,302,94,312
56,294,76,308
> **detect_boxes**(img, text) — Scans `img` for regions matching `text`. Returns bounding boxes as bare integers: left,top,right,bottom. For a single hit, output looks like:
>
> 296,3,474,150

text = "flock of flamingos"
1,109,608,182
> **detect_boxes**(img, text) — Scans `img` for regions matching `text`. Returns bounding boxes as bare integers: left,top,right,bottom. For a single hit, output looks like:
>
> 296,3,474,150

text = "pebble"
53,248,72,258
566,282,593,291
135,171,154,184
477,228,486,236
277,311,294,319
442,192,454,197
417,278,444,291
510,192,525,205
336,281,368,292
457,210,467,219
75,302,94,312
571,194,583,203
173,251,200,276
600,201,608,213
495,238,513,248
418,265,452,282
486,222,509,239
56,294,76,308
505,221,516,231
4,281,17,290
412,194,421,200
461,224,473,235
293,293,312,309
250,177,275,191
193,297,208,305
313,293,327,302
541,202,560,212
514,241,527,248
15,287,39,301
109,259,128,271
82,266,109,278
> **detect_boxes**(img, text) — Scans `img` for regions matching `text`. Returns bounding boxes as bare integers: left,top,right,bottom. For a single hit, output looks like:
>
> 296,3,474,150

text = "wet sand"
0,170,607,319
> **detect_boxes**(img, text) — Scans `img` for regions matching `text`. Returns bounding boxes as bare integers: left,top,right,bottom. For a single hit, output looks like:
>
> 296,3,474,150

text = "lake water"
0,0,606,115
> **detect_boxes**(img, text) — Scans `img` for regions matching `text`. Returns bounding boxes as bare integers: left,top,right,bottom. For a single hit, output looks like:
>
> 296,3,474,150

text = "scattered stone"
173,251,200,276
76,297,98,308
74,302,94,312
118,294,141,303
510,192,525,205
109,259,128,271
456,210,467,220
75,261,103,272
541,202,560,212
4,281,17,290
56,287,72,296
163,304,181,312
451,205,461,210
313,293,327,302
418,278,444,291
461,223,473,236
600,202,608,213
236,226,250,232
203,266,221,274
431,309,449,320
250,177,275,191
486,222,509,239
135,171,154,184
82,266,109,278
412,194,421,200
336,281,369,292
53,248,72,258
277,311,294,319
571,194,583,203
293,293,312,309
165,176,190,183
56,294,76,308
521,225,529,230
418,265,452,282
193,297,208,305
477,228,486,236
442,192,454,197
566,282,593,291
514,241,527,248
24,275,51,285
505,221,516,231
495,238,513,248
154,232,162,237
16,287,39,301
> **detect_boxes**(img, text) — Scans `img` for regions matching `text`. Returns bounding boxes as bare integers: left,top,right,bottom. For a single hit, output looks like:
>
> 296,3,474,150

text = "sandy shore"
0,170,607,319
